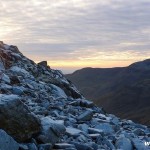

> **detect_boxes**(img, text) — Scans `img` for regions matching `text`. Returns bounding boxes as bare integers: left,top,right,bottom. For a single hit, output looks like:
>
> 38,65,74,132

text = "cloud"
0,0,150,72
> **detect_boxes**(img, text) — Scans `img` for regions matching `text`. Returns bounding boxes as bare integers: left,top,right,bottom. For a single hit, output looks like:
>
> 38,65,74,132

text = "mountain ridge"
66,59,150,125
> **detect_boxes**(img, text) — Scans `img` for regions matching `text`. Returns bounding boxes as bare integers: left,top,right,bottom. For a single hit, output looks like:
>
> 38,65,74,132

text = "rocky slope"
66,60,150,125
0,41,150,150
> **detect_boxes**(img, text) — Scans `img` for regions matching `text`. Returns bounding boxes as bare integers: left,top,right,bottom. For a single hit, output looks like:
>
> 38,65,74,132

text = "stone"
102,138,116,150
1,73,10,84
0,94,41,142
115,137,133,150
77,110,93,121
38,61,48,67
51,84,67,98
88,128,103,134
12,86,24,95
70,142,94,150
10,66,31,78
38,144,52,150
0,129,19,150
27,143,38,150
0,59,5,70
19,144,29,150
131,138,148,150
54,143,75,149
89,134,101,139
79,99,94,108
39,117,66,145
88,142,99,150
66,127,82,137
78,124,89,133
133,128,145,136
95,123,114,134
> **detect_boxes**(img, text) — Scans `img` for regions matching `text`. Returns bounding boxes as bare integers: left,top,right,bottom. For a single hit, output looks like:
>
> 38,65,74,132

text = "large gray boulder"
0,94,41,142
0,129,19,150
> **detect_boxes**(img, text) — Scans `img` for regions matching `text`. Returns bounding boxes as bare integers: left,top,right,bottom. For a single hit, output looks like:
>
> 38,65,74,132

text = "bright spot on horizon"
0,0,150,73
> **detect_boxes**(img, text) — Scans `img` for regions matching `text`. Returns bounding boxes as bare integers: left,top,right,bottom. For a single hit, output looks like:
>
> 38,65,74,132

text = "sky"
0,0,150,73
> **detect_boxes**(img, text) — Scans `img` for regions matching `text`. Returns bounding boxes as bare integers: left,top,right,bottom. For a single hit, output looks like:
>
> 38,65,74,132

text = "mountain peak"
129,59,150,70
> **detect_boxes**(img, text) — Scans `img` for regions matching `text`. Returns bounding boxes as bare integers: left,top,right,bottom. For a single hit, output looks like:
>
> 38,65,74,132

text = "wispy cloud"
0,0,150,72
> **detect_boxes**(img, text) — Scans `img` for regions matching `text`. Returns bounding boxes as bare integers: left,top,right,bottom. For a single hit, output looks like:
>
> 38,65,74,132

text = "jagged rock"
1,73,10,84
70,142,94,150
0,129,19,150
38,144,52,150
0,59,5,70
0,94,41,142
19,144,29,150
79,99,94,108
50,84,67,98
27,143,38,150
10,66,31,78
77,110,93,121
88,128,103,134
115,137,133,150
78,124,89,133
94,123,114,134
131,138,149,150
39,117,66,145
38,61,48,68
54,143,75,149
12,86,24,95
89,134,101,139
133,128,145,136
66,127,82,137
102,137,116,149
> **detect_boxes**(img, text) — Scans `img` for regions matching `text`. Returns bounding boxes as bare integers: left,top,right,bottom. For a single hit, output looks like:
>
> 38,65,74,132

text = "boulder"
27,143,38,150
95,123,114,134
12,86,24,95
39,117,66,145
115,137,133,150
70,142,93,150
0,94,41,142
54,143,75,149
1,73,10,84
38,144,52,150
66,127,82,137
79,99,94,108
131,138,148,150
38,61,48,68
0,129,19,150
77,110,93,122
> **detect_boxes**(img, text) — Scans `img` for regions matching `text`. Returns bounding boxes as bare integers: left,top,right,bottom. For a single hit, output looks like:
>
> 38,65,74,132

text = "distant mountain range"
66,59,150,125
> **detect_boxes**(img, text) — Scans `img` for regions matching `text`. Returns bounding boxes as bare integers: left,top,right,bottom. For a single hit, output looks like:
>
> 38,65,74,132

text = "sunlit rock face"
0,41,150,150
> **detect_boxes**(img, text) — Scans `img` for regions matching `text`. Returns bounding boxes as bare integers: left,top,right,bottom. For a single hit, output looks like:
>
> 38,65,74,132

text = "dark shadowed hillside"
66,59,150,125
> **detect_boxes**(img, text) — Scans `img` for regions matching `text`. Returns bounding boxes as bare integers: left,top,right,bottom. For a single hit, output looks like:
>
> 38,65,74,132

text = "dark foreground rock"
0,94,41,142
0,41,150,150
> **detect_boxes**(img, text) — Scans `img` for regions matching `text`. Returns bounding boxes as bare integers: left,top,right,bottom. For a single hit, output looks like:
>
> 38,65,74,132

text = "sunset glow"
0,0,150,73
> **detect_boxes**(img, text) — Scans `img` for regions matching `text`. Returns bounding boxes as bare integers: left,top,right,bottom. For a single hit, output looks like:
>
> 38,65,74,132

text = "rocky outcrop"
0,41,150,150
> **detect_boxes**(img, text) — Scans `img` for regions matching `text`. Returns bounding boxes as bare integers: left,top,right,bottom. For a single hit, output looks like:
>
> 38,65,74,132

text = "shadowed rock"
0,94,41,142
